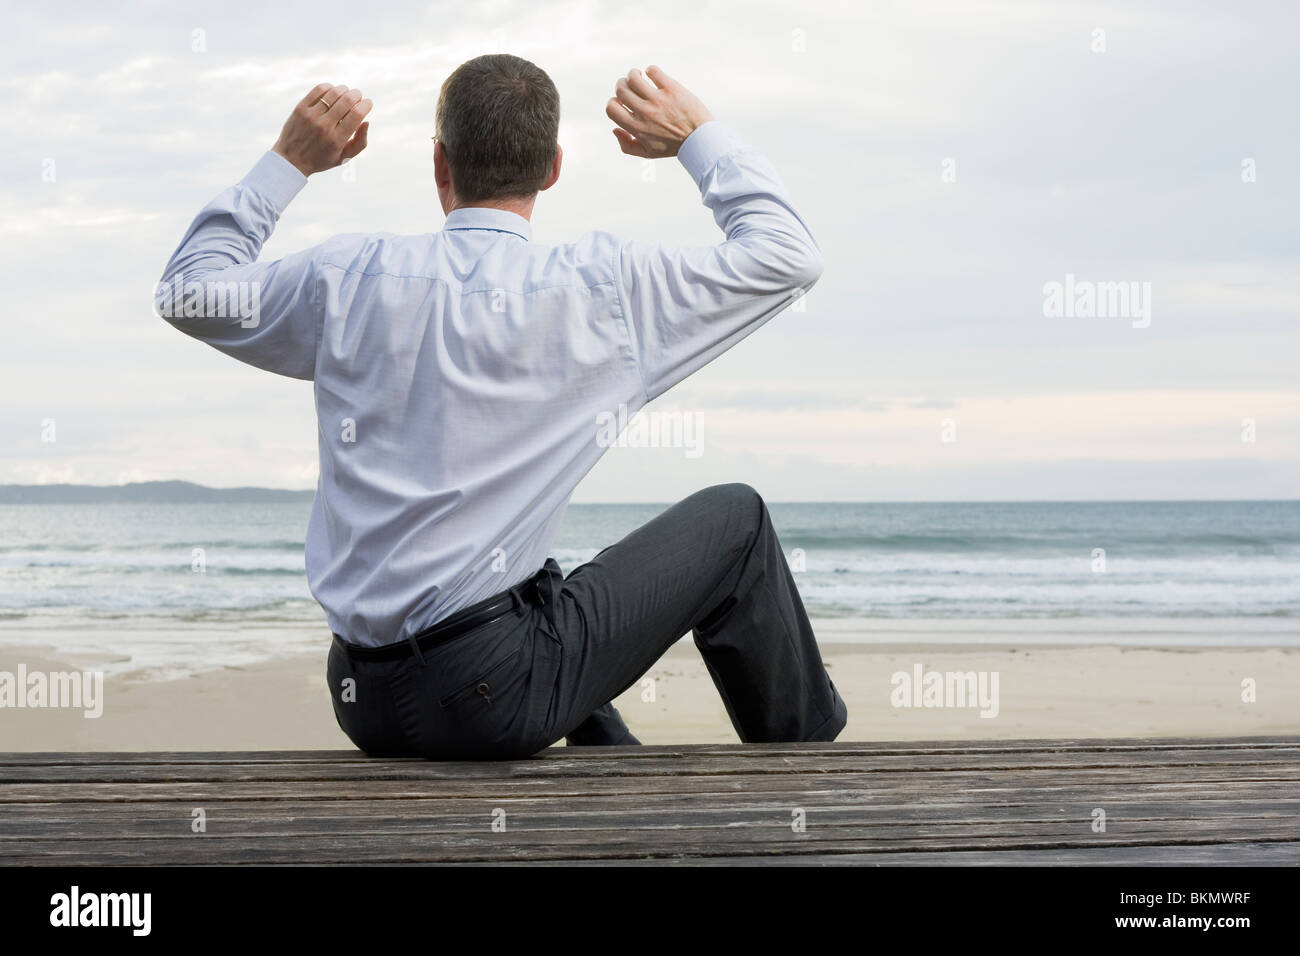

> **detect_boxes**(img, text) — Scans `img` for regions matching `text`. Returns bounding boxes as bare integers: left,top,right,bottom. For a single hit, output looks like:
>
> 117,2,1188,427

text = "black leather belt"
332,569,548,662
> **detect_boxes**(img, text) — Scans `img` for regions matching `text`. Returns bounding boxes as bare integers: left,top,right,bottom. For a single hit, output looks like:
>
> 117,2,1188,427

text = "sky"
3,0,1297,501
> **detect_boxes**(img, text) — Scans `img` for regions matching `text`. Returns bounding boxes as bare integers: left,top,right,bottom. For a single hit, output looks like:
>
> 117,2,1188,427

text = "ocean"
1,500,1297,676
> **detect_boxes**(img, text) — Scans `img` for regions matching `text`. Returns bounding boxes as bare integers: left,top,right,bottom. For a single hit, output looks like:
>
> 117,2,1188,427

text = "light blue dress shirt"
157,121,823,645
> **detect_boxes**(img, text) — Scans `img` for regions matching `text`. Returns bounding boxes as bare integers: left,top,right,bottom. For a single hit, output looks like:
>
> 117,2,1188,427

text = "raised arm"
154,84,372,380
606,66,824,402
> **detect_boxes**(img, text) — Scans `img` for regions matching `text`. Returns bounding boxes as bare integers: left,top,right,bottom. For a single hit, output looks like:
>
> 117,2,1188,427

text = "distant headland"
0,481,315,504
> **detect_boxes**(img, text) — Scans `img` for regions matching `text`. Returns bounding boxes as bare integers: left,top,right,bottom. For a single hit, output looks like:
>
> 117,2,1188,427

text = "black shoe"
564,702,641,746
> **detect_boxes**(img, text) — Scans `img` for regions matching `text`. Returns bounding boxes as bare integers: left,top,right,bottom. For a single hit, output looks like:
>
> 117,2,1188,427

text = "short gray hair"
435,54,560,203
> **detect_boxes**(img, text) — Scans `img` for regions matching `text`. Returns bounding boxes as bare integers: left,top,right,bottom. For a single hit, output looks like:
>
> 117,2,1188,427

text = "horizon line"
1,480,1296,506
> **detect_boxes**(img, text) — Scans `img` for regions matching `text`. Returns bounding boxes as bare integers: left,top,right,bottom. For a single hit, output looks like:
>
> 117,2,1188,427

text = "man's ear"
540,143,562,191
433,141,456,215
433,140,452,190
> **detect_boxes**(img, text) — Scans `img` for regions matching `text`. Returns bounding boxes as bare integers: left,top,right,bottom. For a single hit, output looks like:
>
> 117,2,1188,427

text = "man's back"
307,217,635,644
159,121,823,646
159,58,845,756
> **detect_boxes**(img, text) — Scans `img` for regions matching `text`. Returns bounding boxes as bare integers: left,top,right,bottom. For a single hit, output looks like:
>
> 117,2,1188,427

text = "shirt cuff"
241,150,309,212
677,120,746,189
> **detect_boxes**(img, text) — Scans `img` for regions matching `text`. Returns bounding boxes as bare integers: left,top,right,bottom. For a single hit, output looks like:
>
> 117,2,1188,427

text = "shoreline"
1,631,1296,751
0,614,1297,684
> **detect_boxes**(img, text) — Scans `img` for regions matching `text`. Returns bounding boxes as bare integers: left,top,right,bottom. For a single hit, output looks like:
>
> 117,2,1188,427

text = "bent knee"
706,482,763,506
695,482,766,529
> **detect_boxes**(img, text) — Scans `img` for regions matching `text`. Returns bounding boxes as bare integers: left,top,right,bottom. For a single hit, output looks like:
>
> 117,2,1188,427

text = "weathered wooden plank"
1,736,1294,766
3,825,1297,866
2,790,1293,831
3,738,1293,864
1,766,1295,805
1,767,1296,808
3,793,1295,836
4,747,1297,785
9,815,1294,852
564,842,1300,866
1,805,1293,845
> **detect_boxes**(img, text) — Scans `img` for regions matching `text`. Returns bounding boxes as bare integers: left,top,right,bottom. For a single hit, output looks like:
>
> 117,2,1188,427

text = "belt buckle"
506,574,545,612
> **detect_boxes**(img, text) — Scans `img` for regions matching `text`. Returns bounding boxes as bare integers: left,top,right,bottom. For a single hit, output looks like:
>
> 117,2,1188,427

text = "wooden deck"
1,736,1297,864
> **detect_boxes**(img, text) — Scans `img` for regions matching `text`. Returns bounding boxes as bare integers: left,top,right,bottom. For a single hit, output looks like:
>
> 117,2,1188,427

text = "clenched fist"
273,83,373,177
606,66,714,159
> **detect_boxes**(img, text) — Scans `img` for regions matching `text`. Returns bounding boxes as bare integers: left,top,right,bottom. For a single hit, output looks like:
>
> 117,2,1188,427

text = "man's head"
434,54,562,216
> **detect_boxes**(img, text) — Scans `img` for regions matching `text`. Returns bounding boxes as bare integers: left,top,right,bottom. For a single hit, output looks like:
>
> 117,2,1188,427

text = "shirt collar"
442,206,532,241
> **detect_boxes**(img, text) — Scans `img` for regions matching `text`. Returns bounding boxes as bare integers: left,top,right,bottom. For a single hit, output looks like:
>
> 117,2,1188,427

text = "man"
157,54,846,759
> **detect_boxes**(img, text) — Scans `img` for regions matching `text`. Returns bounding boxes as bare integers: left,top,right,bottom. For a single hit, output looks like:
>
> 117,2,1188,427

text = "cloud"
4,0,1298,499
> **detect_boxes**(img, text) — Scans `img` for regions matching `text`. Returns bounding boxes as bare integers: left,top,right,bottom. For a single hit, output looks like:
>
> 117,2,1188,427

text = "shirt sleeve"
614,121,825,402
155,150,322,381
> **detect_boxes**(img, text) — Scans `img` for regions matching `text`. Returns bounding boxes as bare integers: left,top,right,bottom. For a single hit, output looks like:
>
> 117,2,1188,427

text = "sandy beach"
1,622,1296,751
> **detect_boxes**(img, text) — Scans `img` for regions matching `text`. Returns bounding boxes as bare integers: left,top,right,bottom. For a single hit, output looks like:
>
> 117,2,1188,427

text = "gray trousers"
327,483,848,759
